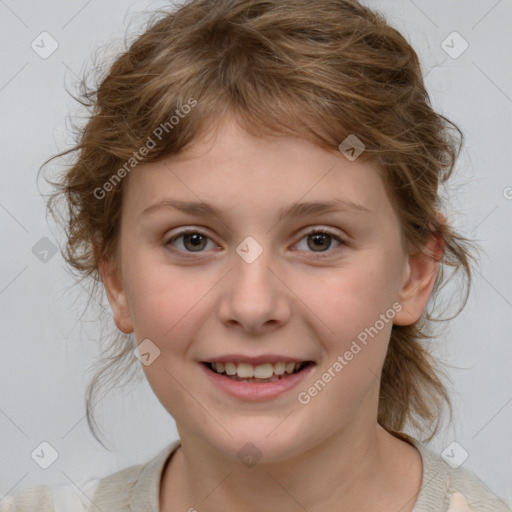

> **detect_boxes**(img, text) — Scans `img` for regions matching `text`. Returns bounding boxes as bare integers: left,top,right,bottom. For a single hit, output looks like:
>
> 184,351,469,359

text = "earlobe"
394,233,444,326
98,258,134,334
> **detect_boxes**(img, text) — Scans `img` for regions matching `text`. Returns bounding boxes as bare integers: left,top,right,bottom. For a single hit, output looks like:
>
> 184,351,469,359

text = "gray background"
0,0,511,503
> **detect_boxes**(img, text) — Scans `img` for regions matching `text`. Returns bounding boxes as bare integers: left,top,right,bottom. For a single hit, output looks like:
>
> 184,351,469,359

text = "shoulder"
405,435,512,512
89,441,181,510
1,441,180,512
89,456,147,509
443,468,512,512
0,478,99,512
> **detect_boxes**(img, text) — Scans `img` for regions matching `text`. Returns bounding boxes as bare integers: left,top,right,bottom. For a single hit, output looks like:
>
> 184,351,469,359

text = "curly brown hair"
40,0,477,449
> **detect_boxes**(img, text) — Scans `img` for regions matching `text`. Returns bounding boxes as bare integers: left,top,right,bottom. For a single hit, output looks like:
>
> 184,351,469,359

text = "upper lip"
202,355,314,365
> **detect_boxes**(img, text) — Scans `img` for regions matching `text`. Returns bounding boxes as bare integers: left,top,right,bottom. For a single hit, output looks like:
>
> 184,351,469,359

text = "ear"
98,257,134,334
393,231,445,326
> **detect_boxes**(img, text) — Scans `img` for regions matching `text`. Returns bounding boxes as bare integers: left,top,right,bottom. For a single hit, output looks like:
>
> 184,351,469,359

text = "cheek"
125,252,211,340
298,255,400,345
295,264,398,425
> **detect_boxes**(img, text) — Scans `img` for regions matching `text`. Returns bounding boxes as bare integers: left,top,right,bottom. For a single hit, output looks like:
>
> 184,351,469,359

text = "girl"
2,0,511,510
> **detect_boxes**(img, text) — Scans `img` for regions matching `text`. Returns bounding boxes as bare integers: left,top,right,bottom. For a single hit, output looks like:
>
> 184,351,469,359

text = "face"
101,116,439,463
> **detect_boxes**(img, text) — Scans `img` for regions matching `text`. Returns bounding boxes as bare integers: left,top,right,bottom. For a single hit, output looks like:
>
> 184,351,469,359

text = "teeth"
273,362,285,375
285,362,296,374
225,362,237,376
237,363,254,378
254,363,273,379
209,361,305,378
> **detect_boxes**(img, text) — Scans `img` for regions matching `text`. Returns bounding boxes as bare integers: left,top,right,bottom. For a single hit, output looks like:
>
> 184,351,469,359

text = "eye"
294,228,346,258
165,228,217,256
165,227,347,259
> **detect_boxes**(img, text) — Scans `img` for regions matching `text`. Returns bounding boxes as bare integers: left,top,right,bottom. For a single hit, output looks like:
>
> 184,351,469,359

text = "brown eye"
295,228,346,258
307,232,333,252
182,232,208,252
166,229,215,256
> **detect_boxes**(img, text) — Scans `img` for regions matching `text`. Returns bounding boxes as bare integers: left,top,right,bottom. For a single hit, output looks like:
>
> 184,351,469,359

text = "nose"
217,246,292,334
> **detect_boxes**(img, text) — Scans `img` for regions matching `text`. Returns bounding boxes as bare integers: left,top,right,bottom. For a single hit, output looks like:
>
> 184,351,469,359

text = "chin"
201,422,313,465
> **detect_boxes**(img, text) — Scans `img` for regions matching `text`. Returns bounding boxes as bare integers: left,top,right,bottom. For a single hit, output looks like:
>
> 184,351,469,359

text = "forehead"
123,117,394,224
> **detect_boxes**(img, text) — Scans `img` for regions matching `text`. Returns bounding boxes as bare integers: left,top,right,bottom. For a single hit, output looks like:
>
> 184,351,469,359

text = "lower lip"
200,363,315,401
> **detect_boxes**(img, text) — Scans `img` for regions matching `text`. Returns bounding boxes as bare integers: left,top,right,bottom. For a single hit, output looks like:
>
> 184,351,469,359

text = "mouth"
201,360,315,383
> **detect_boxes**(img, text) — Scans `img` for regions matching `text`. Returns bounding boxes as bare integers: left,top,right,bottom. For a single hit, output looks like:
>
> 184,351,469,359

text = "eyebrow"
140,198,372,222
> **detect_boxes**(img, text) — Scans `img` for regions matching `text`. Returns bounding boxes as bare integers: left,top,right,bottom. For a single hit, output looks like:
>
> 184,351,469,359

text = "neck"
160,422,422,512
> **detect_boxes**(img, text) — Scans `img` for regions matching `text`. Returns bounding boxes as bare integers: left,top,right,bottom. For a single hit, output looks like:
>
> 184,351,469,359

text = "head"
43,0,475,454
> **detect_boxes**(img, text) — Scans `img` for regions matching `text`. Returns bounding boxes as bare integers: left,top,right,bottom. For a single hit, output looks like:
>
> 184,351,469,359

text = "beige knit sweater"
1,437,510,511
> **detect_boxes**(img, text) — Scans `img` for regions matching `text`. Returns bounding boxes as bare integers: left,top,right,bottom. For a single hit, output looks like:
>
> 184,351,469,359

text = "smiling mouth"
202,361,315,383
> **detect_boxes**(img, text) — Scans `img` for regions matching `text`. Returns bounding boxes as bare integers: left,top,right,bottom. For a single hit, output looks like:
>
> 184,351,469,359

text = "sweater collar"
129,434,447,512
400,434,448,511
130,439,182,511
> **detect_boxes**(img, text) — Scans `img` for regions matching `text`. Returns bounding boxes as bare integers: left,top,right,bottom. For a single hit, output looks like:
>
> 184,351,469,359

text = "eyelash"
165,227,347,259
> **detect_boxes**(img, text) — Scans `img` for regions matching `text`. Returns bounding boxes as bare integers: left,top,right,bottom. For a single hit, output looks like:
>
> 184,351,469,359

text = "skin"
100,115,443,511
